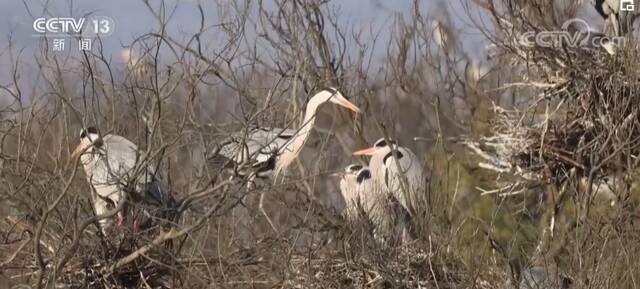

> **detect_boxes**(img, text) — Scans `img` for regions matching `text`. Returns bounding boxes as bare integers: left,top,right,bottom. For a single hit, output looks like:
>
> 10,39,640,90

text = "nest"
468,44,640,186
59,255,172,289
284,246,483,289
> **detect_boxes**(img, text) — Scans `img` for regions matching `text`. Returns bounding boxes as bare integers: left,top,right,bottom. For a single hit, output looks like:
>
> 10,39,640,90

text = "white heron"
214,87,361,231
353,138,426,241
71,127,174,234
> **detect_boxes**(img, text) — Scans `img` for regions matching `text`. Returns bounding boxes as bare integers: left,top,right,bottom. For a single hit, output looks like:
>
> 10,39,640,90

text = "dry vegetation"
0,0,639,288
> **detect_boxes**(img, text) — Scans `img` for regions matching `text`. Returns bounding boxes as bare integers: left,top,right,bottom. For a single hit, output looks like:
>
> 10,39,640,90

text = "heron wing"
102,134,172,207
382,148,424,214
215,126,300,169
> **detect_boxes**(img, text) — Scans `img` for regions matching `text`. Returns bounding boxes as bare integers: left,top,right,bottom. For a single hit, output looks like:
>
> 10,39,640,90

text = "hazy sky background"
0,0,491,61
0,0,602,100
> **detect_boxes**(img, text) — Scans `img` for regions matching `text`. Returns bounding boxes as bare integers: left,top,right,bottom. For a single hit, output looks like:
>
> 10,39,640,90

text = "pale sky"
0,0,603,100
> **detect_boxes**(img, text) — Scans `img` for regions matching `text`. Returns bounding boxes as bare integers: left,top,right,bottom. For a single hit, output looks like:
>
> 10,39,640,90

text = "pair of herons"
71,88,425,244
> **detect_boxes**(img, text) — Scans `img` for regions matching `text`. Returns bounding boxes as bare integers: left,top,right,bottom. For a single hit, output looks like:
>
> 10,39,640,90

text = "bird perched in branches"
212,88,361,232
71,127,175,235
353,138,426,242
335,164,407,244
336,164,374,220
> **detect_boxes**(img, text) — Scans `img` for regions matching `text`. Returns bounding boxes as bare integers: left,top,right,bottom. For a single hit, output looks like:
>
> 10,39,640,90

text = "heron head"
315,87,361,113
352,137,397,156
71,126,103,162
355,167,372,184
331,164,363,178
345,164,363,174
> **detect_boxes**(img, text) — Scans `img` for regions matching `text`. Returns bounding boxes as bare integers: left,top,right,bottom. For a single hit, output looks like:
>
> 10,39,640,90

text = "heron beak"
352,147,379,156
70,143,87,163
336,98,361,113
330,171,346,178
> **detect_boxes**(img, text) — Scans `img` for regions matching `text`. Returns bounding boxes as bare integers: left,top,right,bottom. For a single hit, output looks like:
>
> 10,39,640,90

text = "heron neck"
274,97,322,176
300,99,321,135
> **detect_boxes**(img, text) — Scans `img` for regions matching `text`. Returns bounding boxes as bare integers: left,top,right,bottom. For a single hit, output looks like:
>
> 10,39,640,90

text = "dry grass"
0,0,639,288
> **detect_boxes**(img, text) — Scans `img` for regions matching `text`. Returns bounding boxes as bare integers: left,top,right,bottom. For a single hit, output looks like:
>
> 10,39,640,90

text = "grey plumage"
519,267,572,289
211,88,361,233
592,0,638,36
337,164,407,245
72,127,175,234
355,138,426,217
353,138,426,243
212,88,361,179
214,127,297,178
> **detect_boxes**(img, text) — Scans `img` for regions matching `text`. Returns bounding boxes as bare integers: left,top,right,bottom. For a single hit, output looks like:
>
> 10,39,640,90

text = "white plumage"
71,127,173,234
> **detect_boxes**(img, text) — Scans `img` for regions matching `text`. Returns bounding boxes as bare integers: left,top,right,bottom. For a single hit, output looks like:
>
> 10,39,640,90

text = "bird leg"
259,190,279,234
247,172,278,234
116,211,125,231
133,219,140,234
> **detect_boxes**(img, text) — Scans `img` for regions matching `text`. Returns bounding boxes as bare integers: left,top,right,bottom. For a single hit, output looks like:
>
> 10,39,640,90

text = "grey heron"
335,164,406,244
71,127,174,235
353,138,425,241
214,87,361,232
336,164,374,219
592,0,637,36
519,266,572,289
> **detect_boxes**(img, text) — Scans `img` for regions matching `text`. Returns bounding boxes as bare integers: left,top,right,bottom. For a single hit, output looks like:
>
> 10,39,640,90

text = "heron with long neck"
215,87,361,232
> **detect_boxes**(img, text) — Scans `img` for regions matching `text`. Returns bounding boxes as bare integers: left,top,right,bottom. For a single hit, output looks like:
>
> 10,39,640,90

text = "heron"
353,137,425,241
214,87,361,232
592,0,637,36
520,266,572,289
336,164,374,219
335,164,406,244
71,127,174,235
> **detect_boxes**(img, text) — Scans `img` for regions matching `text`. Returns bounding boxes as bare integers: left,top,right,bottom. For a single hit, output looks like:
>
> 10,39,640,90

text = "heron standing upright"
353,138,426,241
71,127,174,235
336,164,374,219
214,87,361,232
336,164,406,244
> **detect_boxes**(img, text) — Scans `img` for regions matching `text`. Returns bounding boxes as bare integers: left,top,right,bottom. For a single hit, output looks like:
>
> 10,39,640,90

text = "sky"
0,0,604,102
0,0,492,61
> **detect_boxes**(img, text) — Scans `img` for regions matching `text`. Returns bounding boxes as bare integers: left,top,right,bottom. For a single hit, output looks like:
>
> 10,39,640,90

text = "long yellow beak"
70,143,87,163
330,171,346,178
352,147,379,156
337,98,362,113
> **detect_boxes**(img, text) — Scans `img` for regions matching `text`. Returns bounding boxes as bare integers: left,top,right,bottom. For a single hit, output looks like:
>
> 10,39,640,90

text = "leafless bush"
465,0,640,288
3,0,638,288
